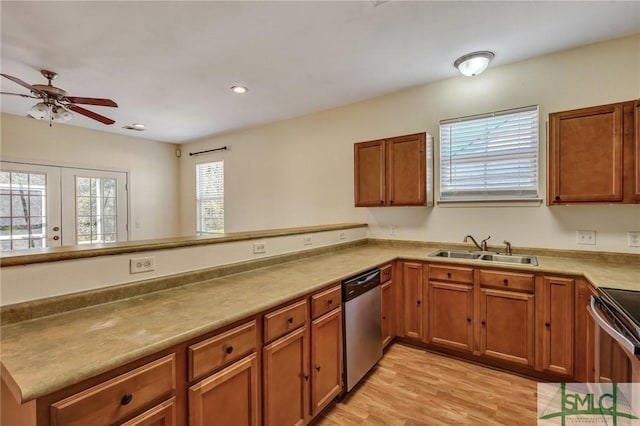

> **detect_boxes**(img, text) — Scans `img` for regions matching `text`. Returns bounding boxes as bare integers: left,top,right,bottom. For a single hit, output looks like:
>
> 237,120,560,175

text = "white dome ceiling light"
454,51,495,77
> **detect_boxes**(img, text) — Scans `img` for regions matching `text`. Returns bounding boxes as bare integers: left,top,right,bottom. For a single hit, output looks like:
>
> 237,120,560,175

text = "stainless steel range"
589,287,640,382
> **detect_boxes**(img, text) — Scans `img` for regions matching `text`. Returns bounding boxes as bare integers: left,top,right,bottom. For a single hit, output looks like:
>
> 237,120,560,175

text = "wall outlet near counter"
628,232,640,247
130,256,155,274
253,242,266,254
303,235,313,246
339,232,347,240
576,230,596,245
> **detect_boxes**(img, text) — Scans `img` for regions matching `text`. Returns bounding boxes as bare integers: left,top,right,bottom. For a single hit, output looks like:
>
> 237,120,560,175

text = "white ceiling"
1,1,639,143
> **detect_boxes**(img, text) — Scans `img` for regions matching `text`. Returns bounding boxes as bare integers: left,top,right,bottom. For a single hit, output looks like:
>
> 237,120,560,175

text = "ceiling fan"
1,69,118,126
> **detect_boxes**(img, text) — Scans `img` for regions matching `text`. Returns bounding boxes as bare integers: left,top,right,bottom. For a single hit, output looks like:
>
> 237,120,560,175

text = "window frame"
438,105,541,204
196,160,225,234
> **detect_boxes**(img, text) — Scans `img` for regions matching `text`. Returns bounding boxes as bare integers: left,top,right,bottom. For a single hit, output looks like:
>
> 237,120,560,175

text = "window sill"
437,198,544,208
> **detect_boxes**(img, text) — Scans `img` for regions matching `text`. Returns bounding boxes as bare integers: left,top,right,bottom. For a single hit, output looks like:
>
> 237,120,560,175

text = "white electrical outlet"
576,230,596,245
253,242,266,254
303,235,313,246
130,256,155,274
390,225,397,235
339,232,347,240
628,232,640,247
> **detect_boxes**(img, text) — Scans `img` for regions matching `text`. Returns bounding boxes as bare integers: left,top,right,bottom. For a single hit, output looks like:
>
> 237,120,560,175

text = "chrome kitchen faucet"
463,235,490,251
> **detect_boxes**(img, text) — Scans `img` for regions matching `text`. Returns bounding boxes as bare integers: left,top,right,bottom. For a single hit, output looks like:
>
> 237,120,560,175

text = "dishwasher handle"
343,269,380,302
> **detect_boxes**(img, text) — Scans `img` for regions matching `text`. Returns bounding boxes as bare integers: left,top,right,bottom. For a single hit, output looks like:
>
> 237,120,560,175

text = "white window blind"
439,106,539,201
196,161,224,234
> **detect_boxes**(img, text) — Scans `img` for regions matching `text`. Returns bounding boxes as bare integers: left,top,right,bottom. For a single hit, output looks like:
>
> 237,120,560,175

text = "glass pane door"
0,162,62,251
61,168,128,245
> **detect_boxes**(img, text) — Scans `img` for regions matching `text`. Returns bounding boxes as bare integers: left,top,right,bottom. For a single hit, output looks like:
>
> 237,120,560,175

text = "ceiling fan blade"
67,104,115,125
65,97,118,107
1,73,43,94
1,91,38,99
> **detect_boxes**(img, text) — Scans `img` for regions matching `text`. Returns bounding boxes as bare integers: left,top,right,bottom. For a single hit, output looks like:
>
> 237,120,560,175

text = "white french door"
0,162,62,250
0,161,128,252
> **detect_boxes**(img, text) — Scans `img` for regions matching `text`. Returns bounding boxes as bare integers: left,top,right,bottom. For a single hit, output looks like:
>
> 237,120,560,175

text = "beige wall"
0,114,181,240
180,34,640,253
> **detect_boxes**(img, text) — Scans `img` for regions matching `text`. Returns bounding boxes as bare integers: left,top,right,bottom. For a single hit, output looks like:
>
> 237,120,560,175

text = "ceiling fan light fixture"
30,102,49,119
231,85,248,94
454,51,495,77
51,105,73,123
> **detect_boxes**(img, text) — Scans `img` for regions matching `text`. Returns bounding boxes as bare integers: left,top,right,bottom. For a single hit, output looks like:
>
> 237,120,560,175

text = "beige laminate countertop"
1,243,639,404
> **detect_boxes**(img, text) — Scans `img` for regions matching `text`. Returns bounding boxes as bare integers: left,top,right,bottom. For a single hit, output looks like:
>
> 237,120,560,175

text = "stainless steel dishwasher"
342,268,383,392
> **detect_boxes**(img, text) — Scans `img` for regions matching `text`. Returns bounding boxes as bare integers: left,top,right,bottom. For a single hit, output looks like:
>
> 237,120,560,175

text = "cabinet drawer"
311,285,341,319
51,354,176,426
120,397,176,426
479,269,535,293
189,320,257,382
380,264,392,284
428,265,473,284
264,299,307,343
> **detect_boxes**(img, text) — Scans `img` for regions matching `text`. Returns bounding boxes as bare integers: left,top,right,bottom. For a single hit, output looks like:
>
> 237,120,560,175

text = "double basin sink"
429,249,538,266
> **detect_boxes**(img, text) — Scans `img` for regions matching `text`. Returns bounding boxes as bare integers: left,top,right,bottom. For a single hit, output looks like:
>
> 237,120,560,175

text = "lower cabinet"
478,269,536,367
50,354,177,426
122,397,176,426
188,355,259,426
428,281,474,352
598,332,633,383
401,261,424,340
381,281,393,348
539,276,575,376
263,327,309,426
263,284,343,426
310,308,342,417
479,288,535,367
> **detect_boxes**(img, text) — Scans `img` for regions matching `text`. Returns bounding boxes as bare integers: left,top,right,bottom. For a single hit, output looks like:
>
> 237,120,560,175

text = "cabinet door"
479,288,534,367
598,331,633,383
402,262,424,340
539,277,574,376
189,354,259,426
310,308,342,417
428,282,474,352
263,327,309,426
122,397,176,426
354,139,386,206
549,103,623,203
574,281,597,382
381,281,394,348
387,133,426,206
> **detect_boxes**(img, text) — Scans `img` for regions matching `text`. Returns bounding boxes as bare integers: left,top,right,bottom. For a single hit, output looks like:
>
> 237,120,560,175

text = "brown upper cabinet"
548,99,638,204
354,132,433,207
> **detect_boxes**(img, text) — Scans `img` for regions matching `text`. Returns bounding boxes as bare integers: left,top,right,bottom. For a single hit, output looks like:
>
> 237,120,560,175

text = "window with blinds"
439,106,539,201
196,160,224,234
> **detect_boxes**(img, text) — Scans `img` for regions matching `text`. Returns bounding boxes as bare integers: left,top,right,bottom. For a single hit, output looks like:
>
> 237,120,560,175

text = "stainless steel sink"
429,249,538,266
429,249,482,260
479,253,538,266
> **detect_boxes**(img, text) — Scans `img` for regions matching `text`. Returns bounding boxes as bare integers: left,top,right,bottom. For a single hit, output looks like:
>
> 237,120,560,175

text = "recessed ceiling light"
123,123,145,131
231,85,249,94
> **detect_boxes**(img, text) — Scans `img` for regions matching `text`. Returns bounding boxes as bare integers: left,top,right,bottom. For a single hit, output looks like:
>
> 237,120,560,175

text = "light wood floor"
314,343,539,425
